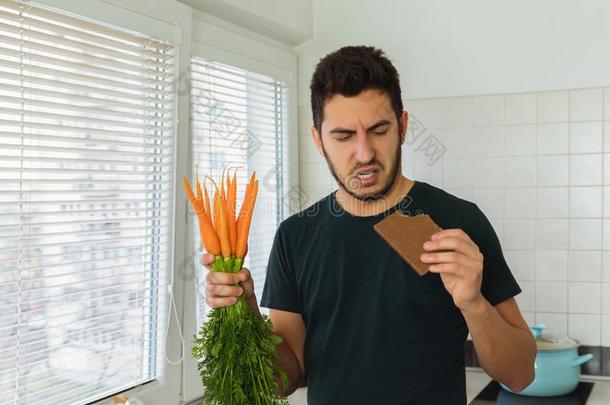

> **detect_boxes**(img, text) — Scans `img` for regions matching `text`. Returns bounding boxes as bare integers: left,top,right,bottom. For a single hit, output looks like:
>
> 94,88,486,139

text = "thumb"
238,267,251,282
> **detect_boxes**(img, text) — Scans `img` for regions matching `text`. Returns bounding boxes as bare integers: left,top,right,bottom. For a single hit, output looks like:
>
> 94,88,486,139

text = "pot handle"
571,353,593,367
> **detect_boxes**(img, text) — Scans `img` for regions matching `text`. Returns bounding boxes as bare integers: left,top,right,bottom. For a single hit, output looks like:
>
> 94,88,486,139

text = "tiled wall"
297,87,610,347
403,87,610,347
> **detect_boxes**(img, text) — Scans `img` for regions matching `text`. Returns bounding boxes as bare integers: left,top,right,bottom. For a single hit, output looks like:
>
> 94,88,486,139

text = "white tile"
602,283,610,315
568,250,602,282
602,315,610,346
505,125,536,156
536,281,567,312
536,187,568,218
439,128,473,158
536,123,569,154
569,88,604,121
536,312,568,337
505,157,536,187
442,158,473,188
605,88,610,120
409,98,444,129
516,280,536,311
604,154,610,184
603,219,610,250
536,250,567,281
473,95,505,127
505,93,536,125
570,154,602,186
504,219,536,250
521,311,536,326
569,186,602,218
473,157,505,188
472,188,504,219
605,122,610,152
505,250,535,281
472,126,504,157
536,219,569,249
537,156,568,186
568,314,601,345
569,121,603,154
414,157,444,187
442,96,473,128
569,282,601,314
537,90,569,123
603,187,610,217
568,219,602,250
603,251,610,282
504,188,536,218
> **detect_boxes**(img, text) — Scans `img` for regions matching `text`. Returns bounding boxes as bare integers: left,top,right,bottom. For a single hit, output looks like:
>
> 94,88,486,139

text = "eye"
336,134,353,142
373,128,388,135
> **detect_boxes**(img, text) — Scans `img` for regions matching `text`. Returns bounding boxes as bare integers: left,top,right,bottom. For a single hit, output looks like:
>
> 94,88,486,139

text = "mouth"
351,166,381,188
355,166,380,179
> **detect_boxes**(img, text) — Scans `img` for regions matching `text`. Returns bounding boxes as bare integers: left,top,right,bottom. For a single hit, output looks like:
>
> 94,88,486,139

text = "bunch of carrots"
183,168,288,405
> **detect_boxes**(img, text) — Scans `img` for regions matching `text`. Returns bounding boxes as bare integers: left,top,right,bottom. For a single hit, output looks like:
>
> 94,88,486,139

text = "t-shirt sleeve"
260,225,301,313
459,204,521,306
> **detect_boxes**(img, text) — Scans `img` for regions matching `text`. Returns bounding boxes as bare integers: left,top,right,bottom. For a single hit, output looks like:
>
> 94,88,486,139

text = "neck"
336,174,414,217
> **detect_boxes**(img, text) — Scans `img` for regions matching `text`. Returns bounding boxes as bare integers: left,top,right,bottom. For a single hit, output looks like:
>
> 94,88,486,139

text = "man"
201,46,536,404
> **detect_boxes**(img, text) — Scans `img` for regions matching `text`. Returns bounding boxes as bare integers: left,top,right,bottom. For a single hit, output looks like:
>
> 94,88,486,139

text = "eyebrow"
329,119,392,135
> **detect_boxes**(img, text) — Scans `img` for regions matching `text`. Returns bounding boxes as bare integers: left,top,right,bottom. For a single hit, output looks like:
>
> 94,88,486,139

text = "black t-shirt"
261,180,521,405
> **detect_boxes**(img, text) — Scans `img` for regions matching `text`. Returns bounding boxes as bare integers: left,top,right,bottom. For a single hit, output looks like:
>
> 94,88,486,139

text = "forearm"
274,341,304,397
246,296,304,397
461,298,536,392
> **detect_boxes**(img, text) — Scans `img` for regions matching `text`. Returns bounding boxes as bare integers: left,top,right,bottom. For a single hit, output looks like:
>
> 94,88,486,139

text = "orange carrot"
182,176,220,255
183,177,197,206
236,176,258,259
227,172,237,254
217,193,232,258
197,210,221,256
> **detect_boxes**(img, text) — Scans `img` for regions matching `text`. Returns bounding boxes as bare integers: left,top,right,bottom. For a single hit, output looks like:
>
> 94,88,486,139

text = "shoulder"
276,193,333,241
415,181,478,227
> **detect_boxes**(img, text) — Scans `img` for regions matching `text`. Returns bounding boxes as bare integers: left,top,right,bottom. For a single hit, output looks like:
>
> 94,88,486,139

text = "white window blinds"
0,1,175,404
190,57,288,318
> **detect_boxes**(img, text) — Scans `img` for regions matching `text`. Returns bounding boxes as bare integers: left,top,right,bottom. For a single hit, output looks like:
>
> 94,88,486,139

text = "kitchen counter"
286,369,610,404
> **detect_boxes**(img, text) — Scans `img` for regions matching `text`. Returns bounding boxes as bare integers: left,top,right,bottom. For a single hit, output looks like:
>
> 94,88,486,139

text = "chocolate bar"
373,212,443,276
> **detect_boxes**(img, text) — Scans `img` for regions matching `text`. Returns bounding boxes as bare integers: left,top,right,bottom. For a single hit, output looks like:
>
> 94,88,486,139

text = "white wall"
405,87,610,350
297,0,610,105
179,0,313,45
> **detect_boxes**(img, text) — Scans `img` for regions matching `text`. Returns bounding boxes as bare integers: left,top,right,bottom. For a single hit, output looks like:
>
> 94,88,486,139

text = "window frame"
181,13,299,404
1,1,299,404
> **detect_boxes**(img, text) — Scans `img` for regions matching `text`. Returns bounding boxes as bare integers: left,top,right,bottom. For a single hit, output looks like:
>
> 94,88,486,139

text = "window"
0,0,175,404
190,57,289,320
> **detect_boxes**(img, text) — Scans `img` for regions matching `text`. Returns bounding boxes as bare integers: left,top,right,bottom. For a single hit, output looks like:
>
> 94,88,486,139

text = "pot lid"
530,324,580,351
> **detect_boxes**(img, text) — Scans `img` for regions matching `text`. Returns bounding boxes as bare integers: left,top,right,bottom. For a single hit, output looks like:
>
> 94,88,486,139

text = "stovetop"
469,381,594,404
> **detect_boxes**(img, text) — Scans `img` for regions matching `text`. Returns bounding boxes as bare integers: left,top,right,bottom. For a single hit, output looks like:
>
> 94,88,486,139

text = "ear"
310,126,324,157
399,111,409,145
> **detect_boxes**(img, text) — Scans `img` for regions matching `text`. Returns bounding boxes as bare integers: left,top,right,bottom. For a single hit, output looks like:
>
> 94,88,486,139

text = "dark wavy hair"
309,45,404,134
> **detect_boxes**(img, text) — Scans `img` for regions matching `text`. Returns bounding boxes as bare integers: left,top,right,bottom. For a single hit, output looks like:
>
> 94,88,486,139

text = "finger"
431,228,473,243
207,296,238,308
428,262,469,277
200,253,215,267
237,267,251,282
423,237,479,258
207,271,239,285
420,251,479,268
206,284,243,298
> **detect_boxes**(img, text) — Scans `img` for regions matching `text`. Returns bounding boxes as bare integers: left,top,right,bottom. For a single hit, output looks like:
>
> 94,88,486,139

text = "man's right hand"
200,253,258,311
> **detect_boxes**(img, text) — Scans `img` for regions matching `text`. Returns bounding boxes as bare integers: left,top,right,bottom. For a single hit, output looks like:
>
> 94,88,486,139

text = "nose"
354,132,375,163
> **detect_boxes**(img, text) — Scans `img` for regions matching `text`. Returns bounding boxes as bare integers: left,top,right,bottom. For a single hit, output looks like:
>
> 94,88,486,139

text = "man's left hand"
420,229,485,312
